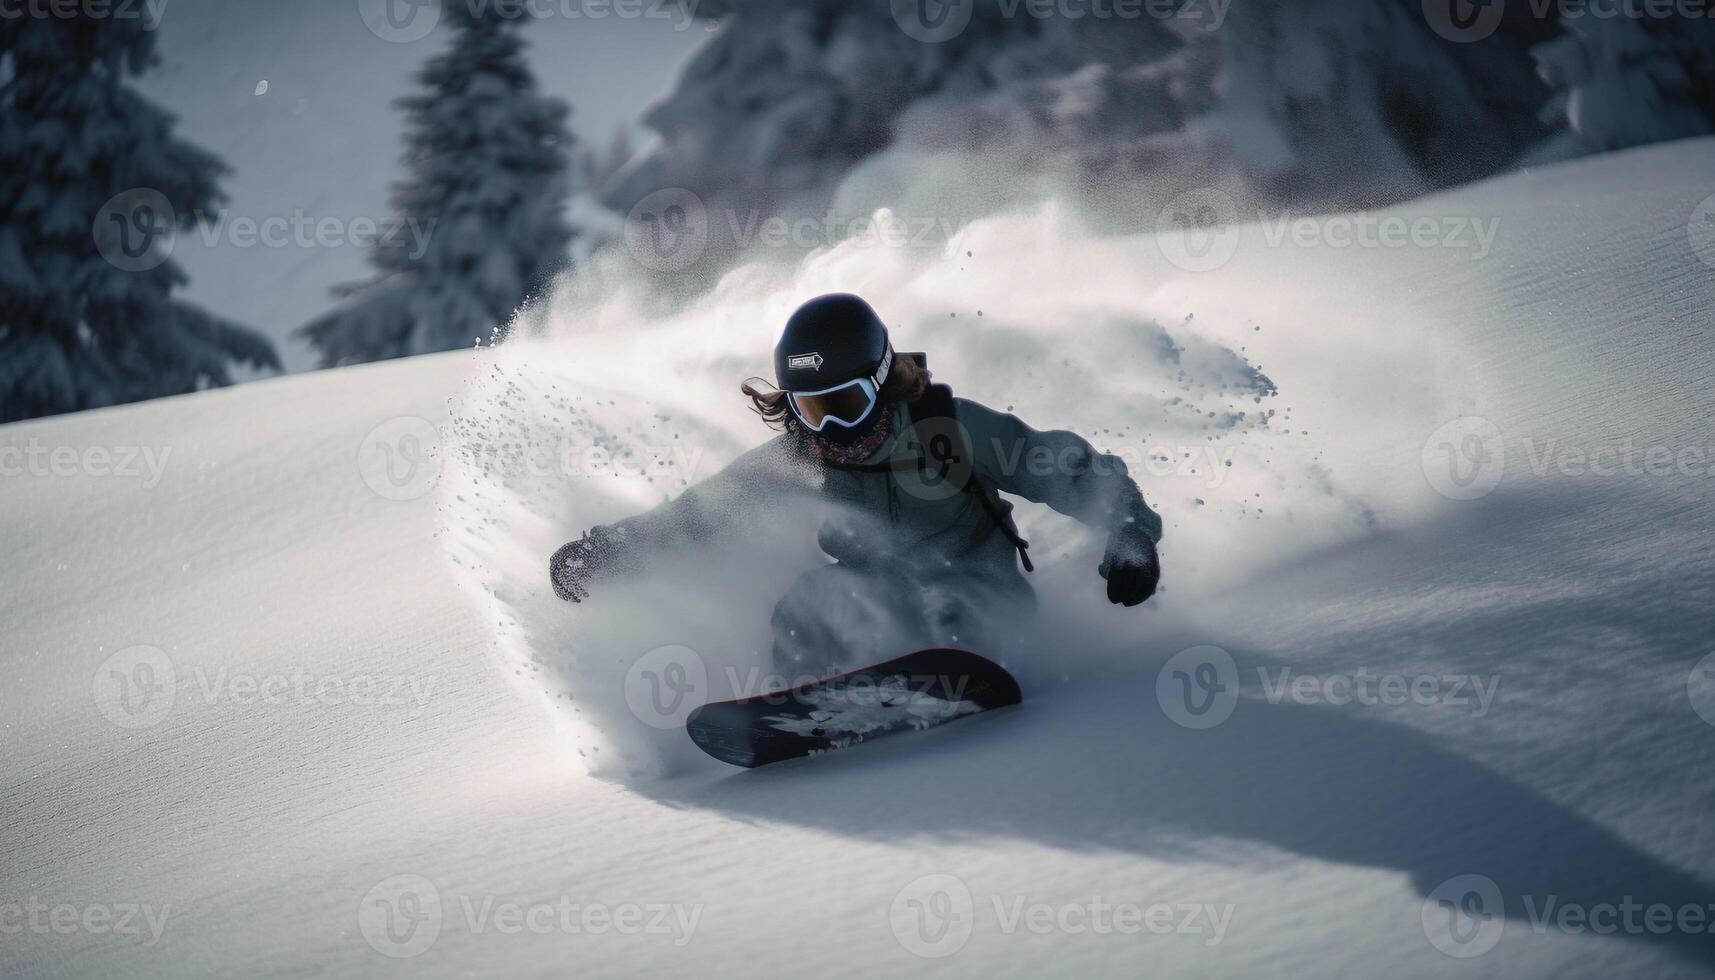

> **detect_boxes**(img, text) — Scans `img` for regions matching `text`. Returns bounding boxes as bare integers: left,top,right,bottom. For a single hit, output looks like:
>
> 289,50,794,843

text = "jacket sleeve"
957,398,1163,542
597,433,815,553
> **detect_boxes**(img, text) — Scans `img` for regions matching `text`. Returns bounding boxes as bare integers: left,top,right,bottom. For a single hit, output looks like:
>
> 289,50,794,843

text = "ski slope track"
4,140,1714,979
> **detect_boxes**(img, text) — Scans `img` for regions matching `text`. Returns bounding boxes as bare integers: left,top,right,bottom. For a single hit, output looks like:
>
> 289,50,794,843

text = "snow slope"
3,140,1715,979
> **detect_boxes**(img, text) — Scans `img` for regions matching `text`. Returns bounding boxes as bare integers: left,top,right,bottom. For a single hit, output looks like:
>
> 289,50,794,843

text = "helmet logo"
788,352,824,371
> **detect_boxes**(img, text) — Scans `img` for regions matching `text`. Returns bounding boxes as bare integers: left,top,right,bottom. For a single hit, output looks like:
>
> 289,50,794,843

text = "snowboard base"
685,647,1022,768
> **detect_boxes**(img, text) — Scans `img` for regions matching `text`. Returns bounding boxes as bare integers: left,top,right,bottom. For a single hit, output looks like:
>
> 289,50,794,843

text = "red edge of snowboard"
684,647,1023,769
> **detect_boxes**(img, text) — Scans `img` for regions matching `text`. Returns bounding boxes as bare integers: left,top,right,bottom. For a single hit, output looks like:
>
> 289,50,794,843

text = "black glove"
549,527,630,603
1098,524,1160,607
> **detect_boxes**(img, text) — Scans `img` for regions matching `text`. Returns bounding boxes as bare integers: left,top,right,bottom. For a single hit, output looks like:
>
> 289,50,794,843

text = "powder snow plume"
438,202,1436,778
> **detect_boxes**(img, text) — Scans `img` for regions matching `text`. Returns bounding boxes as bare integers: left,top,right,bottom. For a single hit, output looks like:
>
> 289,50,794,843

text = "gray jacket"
602,395,1162,589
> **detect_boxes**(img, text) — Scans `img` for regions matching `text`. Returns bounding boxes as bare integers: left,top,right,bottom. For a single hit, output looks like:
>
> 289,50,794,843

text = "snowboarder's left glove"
549,527,630,603
1099,524,1160,607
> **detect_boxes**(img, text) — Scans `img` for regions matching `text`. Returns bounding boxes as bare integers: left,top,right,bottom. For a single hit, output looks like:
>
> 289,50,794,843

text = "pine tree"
0,13,279,423
299,5,574,367
1532,16,1715,152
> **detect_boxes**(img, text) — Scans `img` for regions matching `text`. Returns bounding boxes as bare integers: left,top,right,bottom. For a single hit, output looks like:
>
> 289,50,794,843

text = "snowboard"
685,647,1022,768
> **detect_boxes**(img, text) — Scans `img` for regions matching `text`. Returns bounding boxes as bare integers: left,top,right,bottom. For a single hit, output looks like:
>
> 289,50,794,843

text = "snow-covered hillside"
4,140,1714,979
607,0,1562,240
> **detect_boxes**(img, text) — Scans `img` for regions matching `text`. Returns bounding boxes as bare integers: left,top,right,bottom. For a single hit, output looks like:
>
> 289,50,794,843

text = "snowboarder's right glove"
1098,523,1160,607
549,527,631,603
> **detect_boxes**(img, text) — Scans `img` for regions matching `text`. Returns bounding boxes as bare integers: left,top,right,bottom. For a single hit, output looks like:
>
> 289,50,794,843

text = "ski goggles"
788,377,880,432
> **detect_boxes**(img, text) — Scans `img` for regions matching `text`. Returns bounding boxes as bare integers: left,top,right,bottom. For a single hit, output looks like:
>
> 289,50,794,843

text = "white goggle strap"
871,342,893,390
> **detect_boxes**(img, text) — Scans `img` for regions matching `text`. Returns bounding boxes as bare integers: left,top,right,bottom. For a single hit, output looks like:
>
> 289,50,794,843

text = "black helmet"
774,294,893,394
772,294,896,438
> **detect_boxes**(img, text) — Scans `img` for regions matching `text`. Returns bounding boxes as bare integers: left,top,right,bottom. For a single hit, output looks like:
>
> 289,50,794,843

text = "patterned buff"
807,407,896,466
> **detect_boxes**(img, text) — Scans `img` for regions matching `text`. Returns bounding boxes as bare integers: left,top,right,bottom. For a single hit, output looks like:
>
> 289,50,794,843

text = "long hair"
742,354,929,433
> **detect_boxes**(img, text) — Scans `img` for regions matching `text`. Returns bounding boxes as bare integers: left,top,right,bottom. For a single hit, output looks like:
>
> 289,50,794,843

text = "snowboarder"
550,293,1163,677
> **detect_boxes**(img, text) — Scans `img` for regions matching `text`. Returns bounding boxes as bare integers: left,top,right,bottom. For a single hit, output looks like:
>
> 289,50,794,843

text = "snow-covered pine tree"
0,12,279,423
298,4,574,367
1532,15,1715,152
